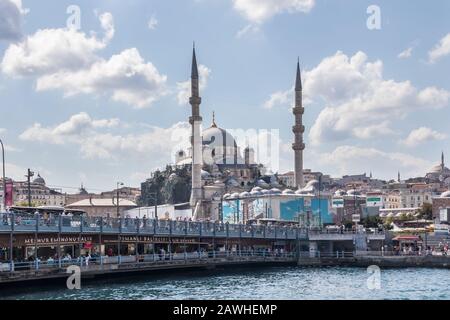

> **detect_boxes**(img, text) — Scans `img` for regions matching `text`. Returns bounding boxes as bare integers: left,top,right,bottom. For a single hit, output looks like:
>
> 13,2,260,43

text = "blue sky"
0,0,449,192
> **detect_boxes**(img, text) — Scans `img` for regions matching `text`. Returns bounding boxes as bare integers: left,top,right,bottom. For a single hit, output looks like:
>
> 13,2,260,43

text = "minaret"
442,151,445,170
189,44,203,214
398,171,401,183
292,59,305,188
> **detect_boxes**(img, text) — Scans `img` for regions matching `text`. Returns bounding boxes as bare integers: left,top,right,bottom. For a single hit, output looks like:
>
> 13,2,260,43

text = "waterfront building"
0,174,65,207
66,185,140,206
432,190,450,222
65,198,137,218
222,187,332,226
278,170,331,188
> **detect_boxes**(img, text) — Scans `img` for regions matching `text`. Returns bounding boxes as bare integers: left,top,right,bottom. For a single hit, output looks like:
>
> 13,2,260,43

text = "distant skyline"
0,0,450,192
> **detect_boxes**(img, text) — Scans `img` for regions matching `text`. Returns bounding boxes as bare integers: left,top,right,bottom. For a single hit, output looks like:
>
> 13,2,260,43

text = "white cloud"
232,0,315,24
401,127,447,147
263,51,450,144
1,12,113,77
1,12,168,108
398,47,413,59
176,64,211,105
236,24,260,39
0,0,28,41
147,15,158,30
428,33,450,63
36,48,168,108
302,51,449,145
20,113,191,162
263,87,293,109
20,112,120,145
318,145,433,179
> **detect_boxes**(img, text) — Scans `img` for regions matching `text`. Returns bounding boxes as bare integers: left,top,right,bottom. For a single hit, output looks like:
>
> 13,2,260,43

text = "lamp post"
0,139,5,211
116,182,124,218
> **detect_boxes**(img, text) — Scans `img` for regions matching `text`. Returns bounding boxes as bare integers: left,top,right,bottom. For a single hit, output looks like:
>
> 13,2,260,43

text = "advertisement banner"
5,180,13,207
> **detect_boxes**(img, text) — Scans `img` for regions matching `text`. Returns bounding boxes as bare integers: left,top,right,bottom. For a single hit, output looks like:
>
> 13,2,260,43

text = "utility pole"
116,182,124,218
26,169,34,207
0,139,6,211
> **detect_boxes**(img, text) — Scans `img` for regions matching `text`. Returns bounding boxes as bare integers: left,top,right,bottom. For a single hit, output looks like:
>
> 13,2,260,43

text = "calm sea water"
2,266,450,300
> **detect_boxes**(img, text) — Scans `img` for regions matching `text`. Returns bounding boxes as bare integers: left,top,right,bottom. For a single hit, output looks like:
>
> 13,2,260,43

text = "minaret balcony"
292,107,304,115
189,96,202,105
292,142,305,151
189,115,203,124
292,125,305,134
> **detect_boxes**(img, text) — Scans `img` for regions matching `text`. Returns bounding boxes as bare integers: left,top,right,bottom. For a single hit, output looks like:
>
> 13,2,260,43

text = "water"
1,266,450,300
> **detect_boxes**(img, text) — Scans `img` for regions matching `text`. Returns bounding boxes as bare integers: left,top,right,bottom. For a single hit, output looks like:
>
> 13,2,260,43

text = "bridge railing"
0,250,297,274
0,212,384,240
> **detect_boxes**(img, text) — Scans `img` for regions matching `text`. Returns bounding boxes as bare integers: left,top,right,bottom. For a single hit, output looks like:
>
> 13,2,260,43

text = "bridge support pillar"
309,242,318,258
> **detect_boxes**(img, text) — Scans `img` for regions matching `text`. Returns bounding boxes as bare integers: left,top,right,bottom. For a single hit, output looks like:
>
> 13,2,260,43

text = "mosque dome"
282,189,295,195
441,190,450,198
201,170,210,178
251,187,262,192
33,174,46,185
257,179,270,188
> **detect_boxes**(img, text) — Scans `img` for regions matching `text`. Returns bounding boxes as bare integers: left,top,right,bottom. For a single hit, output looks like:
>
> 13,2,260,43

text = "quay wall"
298,255,450,268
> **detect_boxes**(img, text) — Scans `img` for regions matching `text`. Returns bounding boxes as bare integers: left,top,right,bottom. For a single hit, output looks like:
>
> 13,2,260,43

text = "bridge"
0,212,386,285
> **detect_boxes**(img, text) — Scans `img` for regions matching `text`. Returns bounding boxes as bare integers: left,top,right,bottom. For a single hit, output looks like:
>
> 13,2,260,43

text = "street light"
116,182,124,218
0,139,6,211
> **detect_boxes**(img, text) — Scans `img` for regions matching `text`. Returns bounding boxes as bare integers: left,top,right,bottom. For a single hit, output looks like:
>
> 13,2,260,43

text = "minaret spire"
292,59,305,189
295,58,302,91
189,44,204,218
442,151,445,169
211,111,217,128
191,43,199,80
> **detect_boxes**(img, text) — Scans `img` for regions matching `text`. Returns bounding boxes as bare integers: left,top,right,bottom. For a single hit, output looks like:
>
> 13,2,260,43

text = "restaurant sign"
23,236,93,246
104,236,200,244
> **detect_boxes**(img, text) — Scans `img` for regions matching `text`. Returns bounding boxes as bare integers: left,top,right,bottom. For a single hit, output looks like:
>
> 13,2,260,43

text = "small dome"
201,170,210,178
261,189,271,195
250,190,262,196
441,190,450,198
169,173,178,180
227,178,239,187
257,179,270,188
334,189,346,196
270,188,281,194
251,187,262,192
239,191,250,198
33,174,45,185
222,193,231,200
282,189,295,195
229,192,240,199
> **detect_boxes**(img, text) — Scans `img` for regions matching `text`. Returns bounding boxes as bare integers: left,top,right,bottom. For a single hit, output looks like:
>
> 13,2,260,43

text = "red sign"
5,180,13,207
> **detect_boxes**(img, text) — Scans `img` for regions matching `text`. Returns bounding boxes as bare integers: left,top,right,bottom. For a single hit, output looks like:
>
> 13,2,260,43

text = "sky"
0,0,450,193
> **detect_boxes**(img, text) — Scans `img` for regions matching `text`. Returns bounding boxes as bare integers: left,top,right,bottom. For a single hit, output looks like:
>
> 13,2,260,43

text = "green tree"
418,203,433,220
361,215,383,228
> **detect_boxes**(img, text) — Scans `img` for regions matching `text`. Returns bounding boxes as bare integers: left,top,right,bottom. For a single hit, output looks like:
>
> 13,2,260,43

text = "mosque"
175,46,307,221
425,152,450,184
